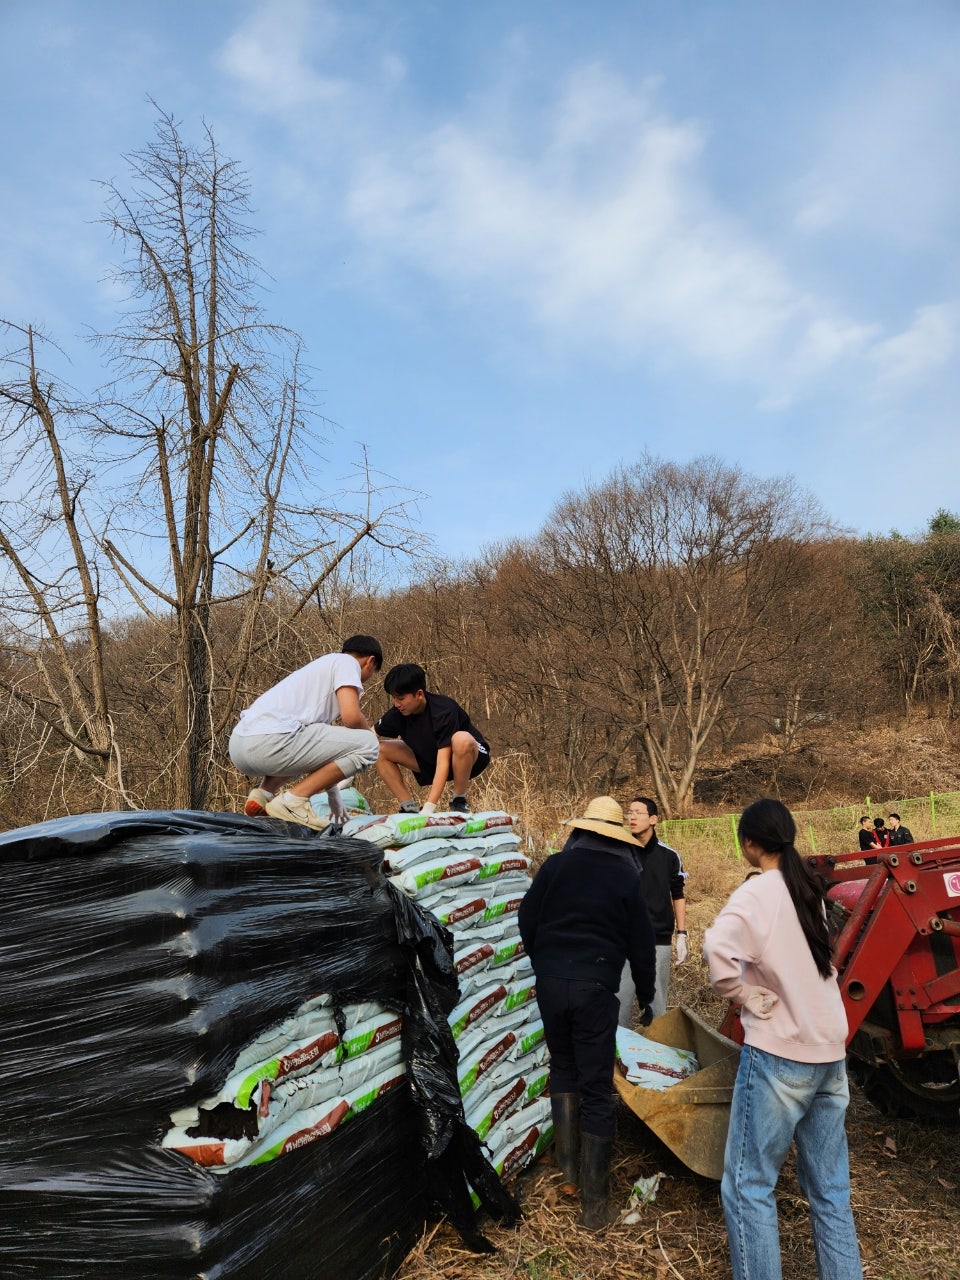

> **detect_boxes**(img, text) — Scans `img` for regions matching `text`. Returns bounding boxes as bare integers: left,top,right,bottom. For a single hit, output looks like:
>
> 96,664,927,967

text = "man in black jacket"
617,796,687,1026
518,796,656,1231
887,812,915,845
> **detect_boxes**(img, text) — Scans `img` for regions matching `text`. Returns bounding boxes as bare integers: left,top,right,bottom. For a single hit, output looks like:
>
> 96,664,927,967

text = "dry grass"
321,725,960,1278
396,1086,960,1280
394,849,960,1280
691,716,960,815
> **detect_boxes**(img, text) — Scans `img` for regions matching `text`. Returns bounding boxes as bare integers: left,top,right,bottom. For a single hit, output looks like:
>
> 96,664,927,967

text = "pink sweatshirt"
703,869,848,1063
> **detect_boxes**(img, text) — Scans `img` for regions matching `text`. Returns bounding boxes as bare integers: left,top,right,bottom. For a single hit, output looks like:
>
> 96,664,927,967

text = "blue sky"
2,0,958,561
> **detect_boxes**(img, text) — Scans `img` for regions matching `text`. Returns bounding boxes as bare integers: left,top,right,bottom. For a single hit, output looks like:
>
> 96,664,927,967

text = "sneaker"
244,787,273,817
264,792,330,831
449,795,470,814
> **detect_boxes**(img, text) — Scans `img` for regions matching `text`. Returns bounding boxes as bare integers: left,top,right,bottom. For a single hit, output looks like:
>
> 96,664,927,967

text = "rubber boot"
578,1132,617,1230
550,1093,579,1194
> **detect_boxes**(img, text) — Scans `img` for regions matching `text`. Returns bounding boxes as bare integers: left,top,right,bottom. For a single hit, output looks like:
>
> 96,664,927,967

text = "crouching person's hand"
326,788,347,825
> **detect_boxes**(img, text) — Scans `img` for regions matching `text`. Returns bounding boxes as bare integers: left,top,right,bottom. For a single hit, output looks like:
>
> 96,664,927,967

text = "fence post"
730,814,740,858
931,790,937,835
807,823,817,852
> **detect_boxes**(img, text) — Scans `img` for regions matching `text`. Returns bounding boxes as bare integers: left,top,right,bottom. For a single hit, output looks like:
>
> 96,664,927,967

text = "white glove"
675,932,688,964
421,801,437,815
326,788,347,824
741,986,779,1019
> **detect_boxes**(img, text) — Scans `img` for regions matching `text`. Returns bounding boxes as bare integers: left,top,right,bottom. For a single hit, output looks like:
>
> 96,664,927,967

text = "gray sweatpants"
617,944,672,1028
229,723,379,782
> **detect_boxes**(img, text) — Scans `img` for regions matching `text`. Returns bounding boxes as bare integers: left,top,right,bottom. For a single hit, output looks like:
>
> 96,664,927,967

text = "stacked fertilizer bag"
161,994,407,1171
342,809,553,1204
615,1027,700,1086
0,810,518,1280
310,783,371,818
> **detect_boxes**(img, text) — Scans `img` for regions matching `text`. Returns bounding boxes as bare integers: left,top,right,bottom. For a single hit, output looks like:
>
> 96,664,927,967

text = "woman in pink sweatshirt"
703,798,862,1280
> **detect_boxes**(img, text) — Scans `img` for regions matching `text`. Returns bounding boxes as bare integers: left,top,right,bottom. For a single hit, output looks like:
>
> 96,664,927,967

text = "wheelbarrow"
614,1005,741,1180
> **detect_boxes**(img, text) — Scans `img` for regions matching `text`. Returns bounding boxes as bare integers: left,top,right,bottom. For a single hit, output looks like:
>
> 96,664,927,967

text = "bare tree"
745,539,881,753
854,530,960,716
0,112,422,817
912,531,960,719
0,324,127,806
514,456,832,816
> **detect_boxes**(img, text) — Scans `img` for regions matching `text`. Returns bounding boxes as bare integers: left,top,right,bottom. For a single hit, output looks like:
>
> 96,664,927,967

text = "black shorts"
413,739,490,788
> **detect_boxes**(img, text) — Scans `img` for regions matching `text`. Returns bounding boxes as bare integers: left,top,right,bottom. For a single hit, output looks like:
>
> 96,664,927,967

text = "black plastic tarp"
0,810,517,1279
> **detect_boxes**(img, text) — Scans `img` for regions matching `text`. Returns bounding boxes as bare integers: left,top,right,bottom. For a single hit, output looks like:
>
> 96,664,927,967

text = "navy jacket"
889,824,914,846
518,829,656,1003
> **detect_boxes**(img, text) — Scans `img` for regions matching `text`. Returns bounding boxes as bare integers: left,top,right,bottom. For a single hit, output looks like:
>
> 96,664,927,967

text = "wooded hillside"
4,467,960,827
4,116,960,829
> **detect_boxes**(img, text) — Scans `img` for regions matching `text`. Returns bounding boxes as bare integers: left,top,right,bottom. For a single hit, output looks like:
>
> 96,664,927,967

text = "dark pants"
414,740,490,787
536,975,619,1139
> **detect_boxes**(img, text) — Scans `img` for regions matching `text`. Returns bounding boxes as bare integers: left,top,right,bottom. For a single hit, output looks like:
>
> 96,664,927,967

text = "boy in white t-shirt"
229,635,382,830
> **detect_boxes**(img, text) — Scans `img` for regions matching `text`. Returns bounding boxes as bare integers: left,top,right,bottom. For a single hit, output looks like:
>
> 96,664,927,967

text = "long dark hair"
738,798,833,979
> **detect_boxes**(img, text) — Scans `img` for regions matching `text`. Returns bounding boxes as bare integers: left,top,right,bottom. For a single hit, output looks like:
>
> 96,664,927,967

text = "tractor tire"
850,1054,960,1126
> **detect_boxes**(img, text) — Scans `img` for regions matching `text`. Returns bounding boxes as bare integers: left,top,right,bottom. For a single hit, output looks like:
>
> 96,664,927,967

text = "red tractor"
723,836,960,1124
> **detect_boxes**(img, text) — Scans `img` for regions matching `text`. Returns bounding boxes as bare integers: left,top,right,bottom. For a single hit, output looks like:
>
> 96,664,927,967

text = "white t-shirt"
234,653,363,736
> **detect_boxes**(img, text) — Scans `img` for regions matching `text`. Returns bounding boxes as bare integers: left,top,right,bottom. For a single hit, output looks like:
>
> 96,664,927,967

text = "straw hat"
564,796,641,847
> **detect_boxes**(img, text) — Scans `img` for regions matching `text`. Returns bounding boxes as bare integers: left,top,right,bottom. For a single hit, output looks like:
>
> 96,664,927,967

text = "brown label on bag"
455,943,495,974
278,1029,340,1077
478,1031,516,1078
501,1128,539,1178
446,898,487,924
491,1077,525,1126
465,985,507,1029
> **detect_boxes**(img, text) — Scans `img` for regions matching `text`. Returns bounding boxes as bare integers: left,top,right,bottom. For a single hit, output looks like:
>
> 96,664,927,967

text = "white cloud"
794,311,880,376
380,52,406,88
794,183,851,234
790,51,960,249
215,19,956,407
217,0,346,111
871,304,957,385
342,65,907,395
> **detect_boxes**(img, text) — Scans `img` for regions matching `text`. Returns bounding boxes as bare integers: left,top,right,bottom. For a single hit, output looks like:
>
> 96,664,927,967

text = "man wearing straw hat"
518,796,656,1230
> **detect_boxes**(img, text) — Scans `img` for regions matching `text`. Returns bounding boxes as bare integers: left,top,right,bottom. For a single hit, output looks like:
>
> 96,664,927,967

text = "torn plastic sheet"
0,810,518,1278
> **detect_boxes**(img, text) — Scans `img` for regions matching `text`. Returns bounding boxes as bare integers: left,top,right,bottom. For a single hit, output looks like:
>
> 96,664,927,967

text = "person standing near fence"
887,812,914,845
616,796,687,1026
857,816,874,853
703,797,862,1280
872,816,891,849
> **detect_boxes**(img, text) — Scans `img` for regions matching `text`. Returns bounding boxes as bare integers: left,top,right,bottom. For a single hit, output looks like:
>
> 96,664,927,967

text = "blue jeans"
722,1045,862,1280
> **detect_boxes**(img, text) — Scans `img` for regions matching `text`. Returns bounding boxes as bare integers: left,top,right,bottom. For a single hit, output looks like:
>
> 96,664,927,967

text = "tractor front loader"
718,835,960,1124
815,836,960,1123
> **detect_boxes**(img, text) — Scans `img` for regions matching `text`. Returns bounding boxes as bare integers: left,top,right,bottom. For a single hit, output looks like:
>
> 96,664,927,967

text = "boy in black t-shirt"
374,663,490,814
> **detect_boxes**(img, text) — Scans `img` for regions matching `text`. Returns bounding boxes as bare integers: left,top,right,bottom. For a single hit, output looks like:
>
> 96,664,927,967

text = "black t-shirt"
375,692,488,782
